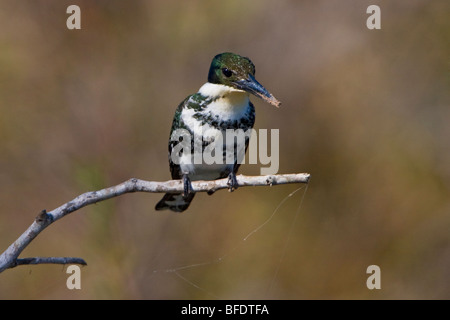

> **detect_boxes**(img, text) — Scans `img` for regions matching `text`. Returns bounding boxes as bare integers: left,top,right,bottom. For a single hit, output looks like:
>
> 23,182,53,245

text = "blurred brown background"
0,0,448,299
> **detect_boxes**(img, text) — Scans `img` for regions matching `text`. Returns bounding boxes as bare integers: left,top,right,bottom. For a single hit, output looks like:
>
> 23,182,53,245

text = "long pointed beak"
234,74,281,108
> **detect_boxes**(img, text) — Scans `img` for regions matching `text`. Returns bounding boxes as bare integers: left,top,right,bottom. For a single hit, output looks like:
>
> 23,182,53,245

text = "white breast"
178,82,250,180
182,82,250,132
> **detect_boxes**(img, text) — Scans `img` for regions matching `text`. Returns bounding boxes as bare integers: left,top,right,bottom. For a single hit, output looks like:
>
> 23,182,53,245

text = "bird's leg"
227,171,239,192
182,174,193,198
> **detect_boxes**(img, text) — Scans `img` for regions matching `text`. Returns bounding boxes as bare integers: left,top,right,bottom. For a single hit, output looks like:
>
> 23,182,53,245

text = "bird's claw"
183,174,194,198
227,172,238,192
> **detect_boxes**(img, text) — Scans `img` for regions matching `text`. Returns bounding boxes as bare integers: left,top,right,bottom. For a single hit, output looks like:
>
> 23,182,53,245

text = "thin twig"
13,257,87,267
0,173,310,273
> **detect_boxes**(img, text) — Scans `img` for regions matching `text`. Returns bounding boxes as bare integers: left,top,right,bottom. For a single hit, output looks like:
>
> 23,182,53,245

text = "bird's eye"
222,68,232,77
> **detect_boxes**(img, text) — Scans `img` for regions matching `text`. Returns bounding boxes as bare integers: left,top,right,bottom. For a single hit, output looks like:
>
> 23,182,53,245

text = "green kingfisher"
155,52,280,212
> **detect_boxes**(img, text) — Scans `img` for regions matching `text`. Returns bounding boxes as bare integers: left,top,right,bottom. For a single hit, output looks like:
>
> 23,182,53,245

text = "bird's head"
207,52,280,107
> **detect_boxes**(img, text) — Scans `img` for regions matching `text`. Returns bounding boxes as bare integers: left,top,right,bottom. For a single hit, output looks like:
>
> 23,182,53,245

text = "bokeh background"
0,0,448,299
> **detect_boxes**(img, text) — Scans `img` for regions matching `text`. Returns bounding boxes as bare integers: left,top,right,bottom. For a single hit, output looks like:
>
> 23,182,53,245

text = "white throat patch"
197,82,250,120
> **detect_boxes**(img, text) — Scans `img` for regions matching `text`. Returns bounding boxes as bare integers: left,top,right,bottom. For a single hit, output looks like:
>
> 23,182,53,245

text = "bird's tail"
155,193,196,212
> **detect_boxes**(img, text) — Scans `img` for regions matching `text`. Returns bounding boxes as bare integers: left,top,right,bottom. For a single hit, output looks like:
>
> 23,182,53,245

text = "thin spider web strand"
174,270,220,299
266,183,309,297
152,185,306,274
243,186,306,241
152,186,308,298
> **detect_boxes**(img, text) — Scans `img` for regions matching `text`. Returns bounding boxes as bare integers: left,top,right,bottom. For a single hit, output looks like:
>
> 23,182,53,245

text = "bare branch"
0,173,310,273
12,257,87,268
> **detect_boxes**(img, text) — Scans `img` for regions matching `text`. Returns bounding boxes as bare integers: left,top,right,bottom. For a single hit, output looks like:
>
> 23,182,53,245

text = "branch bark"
0,173,310,273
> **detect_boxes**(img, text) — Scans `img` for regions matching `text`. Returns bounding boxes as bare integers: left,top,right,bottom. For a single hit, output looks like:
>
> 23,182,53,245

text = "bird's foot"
227,172,239,192
183,174,194,198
